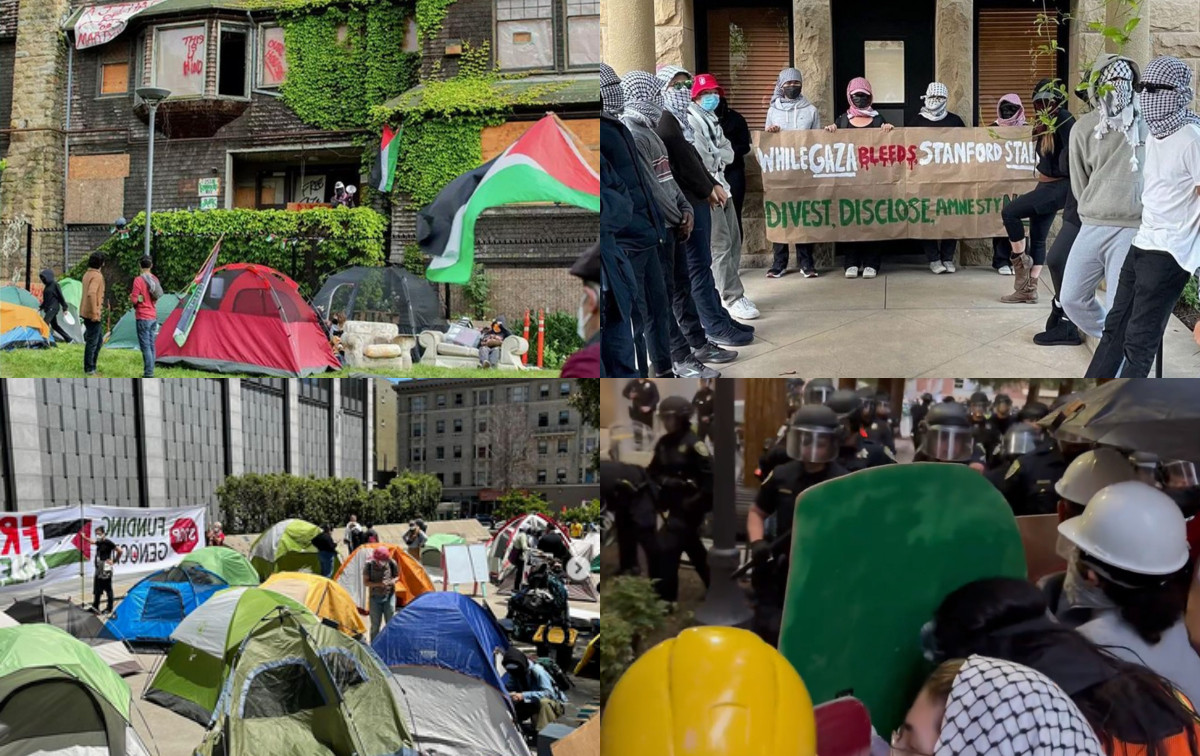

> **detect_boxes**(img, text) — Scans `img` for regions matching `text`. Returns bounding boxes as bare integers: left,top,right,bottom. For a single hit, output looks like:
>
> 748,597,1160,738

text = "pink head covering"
373,546,390,562
846,77,877,119
996,93,1026,126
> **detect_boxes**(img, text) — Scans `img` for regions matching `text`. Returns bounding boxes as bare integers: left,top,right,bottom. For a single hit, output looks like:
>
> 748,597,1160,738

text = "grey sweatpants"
1061,224,1136,339
709,198,745,303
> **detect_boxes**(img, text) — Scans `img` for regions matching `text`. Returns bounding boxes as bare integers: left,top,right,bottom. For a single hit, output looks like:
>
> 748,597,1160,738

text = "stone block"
935,0,973,116
1154,32,1200,58
1151,0,1200,32
655,24,694,71
793,0,835,121
741,215,769,255
654,0,689,28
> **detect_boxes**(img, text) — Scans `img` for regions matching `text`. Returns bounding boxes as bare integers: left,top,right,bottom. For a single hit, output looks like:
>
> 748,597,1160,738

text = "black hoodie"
38,269,68,317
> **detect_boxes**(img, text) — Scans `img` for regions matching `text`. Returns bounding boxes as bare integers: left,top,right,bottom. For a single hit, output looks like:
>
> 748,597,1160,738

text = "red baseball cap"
691,73,721,99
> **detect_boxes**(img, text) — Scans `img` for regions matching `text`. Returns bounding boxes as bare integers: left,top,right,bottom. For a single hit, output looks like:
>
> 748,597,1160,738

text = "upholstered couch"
341,321,414,371
417,328,528,370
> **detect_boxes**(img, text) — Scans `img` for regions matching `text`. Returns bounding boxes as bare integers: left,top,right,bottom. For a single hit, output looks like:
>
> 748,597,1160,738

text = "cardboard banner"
0,505,206,594
75,0,167,49
754,126,1039,242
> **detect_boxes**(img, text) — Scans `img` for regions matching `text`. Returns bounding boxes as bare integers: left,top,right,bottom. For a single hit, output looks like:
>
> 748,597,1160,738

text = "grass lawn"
0,344,560,378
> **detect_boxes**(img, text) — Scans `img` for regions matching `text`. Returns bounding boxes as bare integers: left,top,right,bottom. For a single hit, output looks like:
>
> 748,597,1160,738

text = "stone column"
1150,0,1200,111
226,380,244,477
137,380,167,507
794,0,835,121
1108,0,1150,63
0,0,71,275
601,0,656,75
4,379,47,511
364,380,375,488
285,380,300,475
936,0,974,121
656,0,695,71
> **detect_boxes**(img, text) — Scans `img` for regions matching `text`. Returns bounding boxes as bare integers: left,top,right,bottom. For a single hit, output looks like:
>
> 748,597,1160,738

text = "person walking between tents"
364,546,399,639
83,526,125,615
313,524,339,578
403,520,428,560
503,647,567,732
130,256,163,378
511,523,536,594
344,514,363,555
80,252,105,376
38,269,73,343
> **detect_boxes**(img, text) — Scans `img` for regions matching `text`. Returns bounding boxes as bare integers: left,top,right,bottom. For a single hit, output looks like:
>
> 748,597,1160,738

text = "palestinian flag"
374,124,402,192
419,113,600,285
173,234,223,347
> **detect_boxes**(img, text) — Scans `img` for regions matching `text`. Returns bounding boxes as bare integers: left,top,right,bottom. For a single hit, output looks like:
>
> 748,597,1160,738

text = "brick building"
388,378,599,514
0,378,374,517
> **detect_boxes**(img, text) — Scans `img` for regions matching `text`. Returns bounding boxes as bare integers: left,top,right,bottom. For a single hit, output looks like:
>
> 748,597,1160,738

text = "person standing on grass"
38,269,73,343
129,256,162,378
364,546,398,639
80,252,105,376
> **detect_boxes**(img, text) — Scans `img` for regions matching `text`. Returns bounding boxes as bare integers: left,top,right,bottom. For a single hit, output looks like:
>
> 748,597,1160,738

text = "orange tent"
334,543,435,611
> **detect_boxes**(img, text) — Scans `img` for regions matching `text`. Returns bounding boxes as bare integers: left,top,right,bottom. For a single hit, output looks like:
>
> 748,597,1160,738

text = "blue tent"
372,592,512,695
105,564,228,643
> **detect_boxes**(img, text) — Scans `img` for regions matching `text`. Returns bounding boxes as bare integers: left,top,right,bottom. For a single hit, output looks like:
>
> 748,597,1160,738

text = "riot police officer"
993,422,1040,472
648,396,712,603
858,387,896,454
692,379,715,443
1019,401,1051,424
992,393,1016,435
804,378,835,406
911,392,934,439
746,405,847,645
825,390,897,471
600,455,660,579
622,378,660,431
967,391,1002,467
915,402,988,470
756,379,811,481
989,426,1093,517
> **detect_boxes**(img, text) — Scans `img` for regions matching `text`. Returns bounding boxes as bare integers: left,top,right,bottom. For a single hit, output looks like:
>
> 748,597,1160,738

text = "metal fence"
0,220,112,293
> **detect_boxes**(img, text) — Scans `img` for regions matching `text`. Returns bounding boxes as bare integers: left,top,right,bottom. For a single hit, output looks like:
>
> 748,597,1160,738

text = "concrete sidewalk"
717,265,1199,377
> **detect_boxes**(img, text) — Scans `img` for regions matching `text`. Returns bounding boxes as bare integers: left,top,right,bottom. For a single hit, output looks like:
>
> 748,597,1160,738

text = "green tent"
420,533,466,568
145,586,310,724
0,285,39,309
182,546,260,586
195,608,412,756
249,519,339,580
105,293,182,349
0,624,150,755
58,277,82,311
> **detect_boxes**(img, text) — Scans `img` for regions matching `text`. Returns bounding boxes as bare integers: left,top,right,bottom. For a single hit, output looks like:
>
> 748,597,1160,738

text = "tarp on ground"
105,564,228,644
390,665,530,756
106,293,182,349
334,543,434,612
261,572,366,637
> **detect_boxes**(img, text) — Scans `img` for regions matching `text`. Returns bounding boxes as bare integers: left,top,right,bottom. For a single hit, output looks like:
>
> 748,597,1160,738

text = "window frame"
97,47,131,99
556,468,567,484
151,20,210,99
493,0,557,73
256,22,287,89
215,21,251,101
537,469,547,484
562,0,600,71
558,409,570,426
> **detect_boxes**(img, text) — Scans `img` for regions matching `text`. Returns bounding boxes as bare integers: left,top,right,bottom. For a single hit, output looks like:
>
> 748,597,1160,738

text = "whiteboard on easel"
443,544,489,589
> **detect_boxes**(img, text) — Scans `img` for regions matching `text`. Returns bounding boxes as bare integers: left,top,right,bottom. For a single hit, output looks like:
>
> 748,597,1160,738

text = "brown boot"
1001,274,1039,304
1010,252,1033,292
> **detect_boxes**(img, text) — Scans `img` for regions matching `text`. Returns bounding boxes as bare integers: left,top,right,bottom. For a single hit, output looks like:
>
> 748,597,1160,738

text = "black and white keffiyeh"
662,85,696,141
1139,56,1200,139
934,656,1105,756
600,63,624,117
621,70,665,128
771,67,813,110
919,82,950,121
1093,59,1142,171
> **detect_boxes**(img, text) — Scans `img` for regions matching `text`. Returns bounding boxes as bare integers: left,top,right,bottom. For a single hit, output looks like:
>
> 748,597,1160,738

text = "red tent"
155,263,339,376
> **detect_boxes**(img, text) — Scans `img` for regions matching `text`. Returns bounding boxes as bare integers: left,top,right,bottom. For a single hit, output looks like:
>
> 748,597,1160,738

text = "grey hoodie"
1069,53,1148,228
619,114,691,228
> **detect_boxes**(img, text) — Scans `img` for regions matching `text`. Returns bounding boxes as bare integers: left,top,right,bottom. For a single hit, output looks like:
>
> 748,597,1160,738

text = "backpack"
535,657,573,692
141,273,163,302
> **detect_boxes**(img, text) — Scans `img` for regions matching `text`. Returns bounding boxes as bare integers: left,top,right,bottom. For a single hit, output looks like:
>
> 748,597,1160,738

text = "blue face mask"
698,93,720,112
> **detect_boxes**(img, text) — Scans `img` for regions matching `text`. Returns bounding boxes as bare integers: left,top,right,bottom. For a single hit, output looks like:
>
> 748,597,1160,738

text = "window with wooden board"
706,7,791,131
976,7,1062,126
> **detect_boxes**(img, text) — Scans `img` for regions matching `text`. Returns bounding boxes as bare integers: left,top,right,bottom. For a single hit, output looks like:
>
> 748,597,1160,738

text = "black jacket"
601,114,670,254
600,153,638,324
38,269,68,318
835,113,888,129
719,107,752,172
1035,110,1074,180
655,114,718,205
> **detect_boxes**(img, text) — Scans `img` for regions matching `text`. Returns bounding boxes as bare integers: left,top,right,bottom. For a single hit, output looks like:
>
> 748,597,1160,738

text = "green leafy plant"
540,311,583,370
415,0,456,40
462,263,491,318
568,379,599,470
599,576,669,702
559,499,601,525
1182,275,1199,310
402,242,426,274
493,489,553,521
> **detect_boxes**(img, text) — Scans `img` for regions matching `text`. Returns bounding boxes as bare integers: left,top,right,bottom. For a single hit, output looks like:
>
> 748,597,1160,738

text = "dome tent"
4,594,142,677
313,266,443,335
105,564,228,644
105,293,181,349
1,302,53,349
0,285,39,308
0,624,150,756
334,543,434,612
420,533,466,568
155,264,339,377
489,513,598,602
180,546,259,586
249,519,339,580
261,572,366,637
390,665,530,756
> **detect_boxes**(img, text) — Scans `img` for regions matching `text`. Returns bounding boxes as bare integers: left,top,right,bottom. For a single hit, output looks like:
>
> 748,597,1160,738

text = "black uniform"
971,418,1004,469
622,379,659,428
751,460,848,644
865,419,896,455
692,387,715,443
839,430,897,472
991,413,1015,436
600,460,661,577
648,429,713,602
757,422,791,481
987,441,1069,516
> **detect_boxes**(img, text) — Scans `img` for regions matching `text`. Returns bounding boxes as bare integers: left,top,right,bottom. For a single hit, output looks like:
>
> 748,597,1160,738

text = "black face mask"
782,86,802,100
999,102,1020,119
850,93,871,108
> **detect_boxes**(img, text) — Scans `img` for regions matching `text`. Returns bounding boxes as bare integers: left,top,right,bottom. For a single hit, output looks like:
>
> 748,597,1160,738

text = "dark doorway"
831,0,935,127
696,0,793,131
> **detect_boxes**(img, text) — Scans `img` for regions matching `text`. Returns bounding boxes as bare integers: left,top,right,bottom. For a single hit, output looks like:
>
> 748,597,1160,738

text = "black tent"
313,266,443,335
6,594,114,640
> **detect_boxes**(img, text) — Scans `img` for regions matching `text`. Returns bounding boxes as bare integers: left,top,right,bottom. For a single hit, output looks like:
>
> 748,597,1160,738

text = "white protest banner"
0,505,206,594
75,0,167,50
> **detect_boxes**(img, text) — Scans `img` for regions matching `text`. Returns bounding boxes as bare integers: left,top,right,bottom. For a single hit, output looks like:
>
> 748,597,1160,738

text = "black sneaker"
672,356,720,377
766,269,785,279
728,319,755,334
693,342,737,363
708,328,752,347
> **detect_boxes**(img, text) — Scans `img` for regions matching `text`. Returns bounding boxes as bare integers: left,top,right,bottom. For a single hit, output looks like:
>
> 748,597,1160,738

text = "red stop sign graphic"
170,518,199,554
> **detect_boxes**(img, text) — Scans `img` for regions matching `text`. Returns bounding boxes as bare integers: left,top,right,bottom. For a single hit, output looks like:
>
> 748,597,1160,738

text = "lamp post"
135,87,170,259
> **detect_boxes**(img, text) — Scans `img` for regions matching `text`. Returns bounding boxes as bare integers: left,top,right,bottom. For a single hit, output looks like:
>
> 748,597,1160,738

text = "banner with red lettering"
0,505,206,594
754,126,1039,242
74,1,167,49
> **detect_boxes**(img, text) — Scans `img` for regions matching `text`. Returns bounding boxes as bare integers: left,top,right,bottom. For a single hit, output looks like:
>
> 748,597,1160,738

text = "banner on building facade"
754,126,1039,242
74,0,167,49
0,505,206,594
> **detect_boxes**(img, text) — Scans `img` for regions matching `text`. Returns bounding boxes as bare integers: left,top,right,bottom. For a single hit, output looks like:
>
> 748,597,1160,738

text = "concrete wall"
161,379,226,517
241,380,287,474
0,40,14,158
297,398,330,478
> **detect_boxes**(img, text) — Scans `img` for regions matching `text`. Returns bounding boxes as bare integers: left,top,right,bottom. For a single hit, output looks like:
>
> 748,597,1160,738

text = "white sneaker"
998,265,1014,276
727,296,760,320
845,266,859,278
862,267,877,279
943,261,956,273
930,261,947,274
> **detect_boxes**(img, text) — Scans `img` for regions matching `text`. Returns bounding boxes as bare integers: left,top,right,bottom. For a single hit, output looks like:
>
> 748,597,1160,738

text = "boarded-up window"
565,0,599,67
977,7,1060,126
100,62,128,94
496,0,553,70
154,24,207,96
706,7,790,130
66,154,130,224
259,25,286,87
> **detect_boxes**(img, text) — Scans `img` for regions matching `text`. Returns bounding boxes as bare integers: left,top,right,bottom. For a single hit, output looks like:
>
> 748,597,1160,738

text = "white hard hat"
1054,447,1136,505
1057,480,1190,576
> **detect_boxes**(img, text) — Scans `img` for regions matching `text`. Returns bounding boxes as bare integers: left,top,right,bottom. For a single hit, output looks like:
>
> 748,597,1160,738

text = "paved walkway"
717,265,1199,377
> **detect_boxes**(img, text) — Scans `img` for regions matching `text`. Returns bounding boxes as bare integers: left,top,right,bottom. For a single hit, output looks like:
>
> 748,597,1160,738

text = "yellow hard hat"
602,626,816,756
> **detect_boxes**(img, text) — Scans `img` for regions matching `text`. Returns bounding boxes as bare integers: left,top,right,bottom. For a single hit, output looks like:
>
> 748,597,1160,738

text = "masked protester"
648,396,712,603
825,389,896,472
1054,54,1149,351
1088,56,1200,377
561,243,602,377
991,94,1029,275
765,67,822,279
747,405,847,645
652,65,753,368
502,648,567,731
999,79,1076,306
826,77,894,279
38,269,73,343
715,89,750,234
688,73,759,322
908,82,968,275
965,391,1001,466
